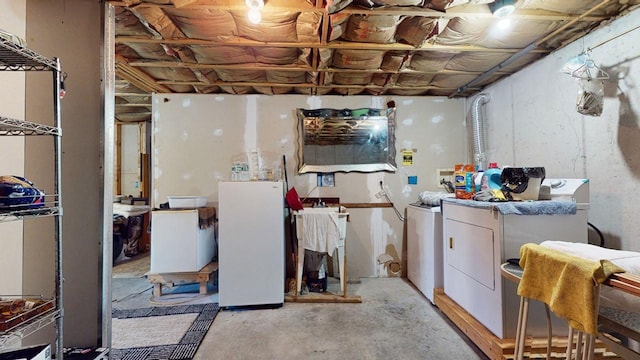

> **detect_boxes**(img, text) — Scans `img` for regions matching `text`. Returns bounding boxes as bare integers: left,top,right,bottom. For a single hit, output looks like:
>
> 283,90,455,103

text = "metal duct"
470,93,490,171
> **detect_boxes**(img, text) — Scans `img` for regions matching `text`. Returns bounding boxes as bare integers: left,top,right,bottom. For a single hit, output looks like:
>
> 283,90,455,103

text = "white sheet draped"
301,212,341,254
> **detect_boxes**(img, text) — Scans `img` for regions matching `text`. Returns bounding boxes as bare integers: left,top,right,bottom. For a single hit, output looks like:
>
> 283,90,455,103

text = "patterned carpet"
111,303,219,360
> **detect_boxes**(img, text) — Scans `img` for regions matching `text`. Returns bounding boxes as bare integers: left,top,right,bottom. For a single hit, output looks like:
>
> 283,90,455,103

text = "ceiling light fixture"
246,0,264,24
497,18,512,29
489,0,515,17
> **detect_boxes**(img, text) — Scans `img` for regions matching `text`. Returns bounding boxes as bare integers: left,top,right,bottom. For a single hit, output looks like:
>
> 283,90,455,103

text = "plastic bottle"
481,162,502,190
455,164,476,199
454,164,465,199
474,169,484,192
231,161,241,181
240,161,250,181
249,149,259,181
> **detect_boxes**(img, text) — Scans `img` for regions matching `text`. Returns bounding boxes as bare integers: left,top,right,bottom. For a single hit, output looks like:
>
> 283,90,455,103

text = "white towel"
301,212,341,254
541,240,640,313
541,241,640,274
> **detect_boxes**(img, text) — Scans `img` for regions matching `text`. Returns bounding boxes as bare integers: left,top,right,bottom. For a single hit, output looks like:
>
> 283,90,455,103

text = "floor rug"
110,303,219,360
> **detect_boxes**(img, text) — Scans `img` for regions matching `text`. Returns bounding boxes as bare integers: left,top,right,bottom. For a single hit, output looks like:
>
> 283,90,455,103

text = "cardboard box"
0,344,51,360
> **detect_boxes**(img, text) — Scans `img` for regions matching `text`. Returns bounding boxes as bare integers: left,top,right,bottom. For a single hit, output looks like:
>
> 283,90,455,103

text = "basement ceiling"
108,0,639,122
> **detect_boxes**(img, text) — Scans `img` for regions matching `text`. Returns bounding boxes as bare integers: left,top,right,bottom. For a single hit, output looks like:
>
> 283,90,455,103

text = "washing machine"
406,204,443,304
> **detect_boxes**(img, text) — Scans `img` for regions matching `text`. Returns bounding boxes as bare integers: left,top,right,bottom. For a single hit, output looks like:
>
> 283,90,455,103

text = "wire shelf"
0,116,61,136
0,37,58,71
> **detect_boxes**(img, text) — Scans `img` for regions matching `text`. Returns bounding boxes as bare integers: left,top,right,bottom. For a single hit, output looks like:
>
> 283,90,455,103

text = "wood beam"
115,54,172,93
155,79,461,92
114,35,550,54
125,60,501,77
107,1,606,21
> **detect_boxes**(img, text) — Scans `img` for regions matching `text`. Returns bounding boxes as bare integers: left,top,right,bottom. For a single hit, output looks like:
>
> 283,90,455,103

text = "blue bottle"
481,162,502,190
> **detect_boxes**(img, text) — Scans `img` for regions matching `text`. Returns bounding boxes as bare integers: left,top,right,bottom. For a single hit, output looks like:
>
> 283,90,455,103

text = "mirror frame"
296,106,397,174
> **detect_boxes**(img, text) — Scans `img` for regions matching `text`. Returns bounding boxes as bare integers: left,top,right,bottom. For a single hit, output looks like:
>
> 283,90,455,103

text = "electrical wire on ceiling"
588,23,640,51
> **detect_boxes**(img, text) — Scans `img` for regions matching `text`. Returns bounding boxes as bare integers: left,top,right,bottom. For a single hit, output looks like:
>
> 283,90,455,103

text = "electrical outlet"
437,168,455,190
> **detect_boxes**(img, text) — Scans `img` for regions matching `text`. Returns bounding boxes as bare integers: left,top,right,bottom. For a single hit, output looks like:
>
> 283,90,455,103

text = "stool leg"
515,297,529,360
514,296,525,360
296,241,305,295
576,331,584,359
567,327,575,360
544,304,552,360
583,334,595,360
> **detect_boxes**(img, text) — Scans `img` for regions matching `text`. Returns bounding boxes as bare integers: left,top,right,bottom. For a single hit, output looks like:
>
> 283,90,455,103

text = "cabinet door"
445,218,495,290
444,217,503,337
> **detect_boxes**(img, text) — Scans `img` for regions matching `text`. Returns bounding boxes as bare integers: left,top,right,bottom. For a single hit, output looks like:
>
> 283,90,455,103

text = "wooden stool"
501,262,553,360
502,261,599,360
147,261,218,297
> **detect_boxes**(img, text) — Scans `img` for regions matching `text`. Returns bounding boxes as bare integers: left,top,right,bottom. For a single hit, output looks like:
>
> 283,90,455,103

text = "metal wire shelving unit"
0,36,64,358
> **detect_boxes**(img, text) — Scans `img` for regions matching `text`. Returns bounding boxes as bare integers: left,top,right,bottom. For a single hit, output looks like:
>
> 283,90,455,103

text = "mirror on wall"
296,106,397,174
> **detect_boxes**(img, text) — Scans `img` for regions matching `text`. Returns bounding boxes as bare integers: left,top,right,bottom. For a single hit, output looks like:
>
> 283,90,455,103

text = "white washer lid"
541,178,589,207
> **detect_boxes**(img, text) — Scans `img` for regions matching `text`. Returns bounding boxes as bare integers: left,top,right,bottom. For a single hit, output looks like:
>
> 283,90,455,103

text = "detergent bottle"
481,162,502,191
454,163,475,199
474,169,484,192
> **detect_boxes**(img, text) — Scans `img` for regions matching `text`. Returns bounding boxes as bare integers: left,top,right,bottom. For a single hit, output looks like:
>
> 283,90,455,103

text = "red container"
285,187,304,211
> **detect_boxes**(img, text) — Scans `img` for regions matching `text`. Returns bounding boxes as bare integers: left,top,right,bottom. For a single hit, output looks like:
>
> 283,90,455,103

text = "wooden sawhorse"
146,261,218,297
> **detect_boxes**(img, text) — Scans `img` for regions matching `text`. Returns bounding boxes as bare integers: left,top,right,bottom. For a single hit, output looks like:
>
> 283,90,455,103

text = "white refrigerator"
218,181,285,307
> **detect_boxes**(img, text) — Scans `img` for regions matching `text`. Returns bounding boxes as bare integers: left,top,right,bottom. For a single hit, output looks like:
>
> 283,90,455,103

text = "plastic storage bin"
167,196,207,208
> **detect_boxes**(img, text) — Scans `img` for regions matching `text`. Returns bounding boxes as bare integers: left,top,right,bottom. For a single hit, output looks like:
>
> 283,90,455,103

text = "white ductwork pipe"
469,93,490,171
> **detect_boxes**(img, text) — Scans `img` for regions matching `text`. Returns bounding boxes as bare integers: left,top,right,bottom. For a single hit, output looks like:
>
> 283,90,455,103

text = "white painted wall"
480,7,640,251
152,94,467,279
0,0,26,298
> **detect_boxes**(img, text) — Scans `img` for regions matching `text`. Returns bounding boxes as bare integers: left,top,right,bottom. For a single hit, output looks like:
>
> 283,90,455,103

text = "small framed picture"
317,173,335,187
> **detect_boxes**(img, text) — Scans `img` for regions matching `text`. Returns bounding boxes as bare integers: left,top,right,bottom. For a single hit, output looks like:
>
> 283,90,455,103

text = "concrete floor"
112,256,488,360
193,277,489,360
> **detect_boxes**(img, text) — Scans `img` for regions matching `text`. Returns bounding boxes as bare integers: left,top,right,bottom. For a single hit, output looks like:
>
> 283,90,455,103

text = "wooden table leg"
153,283,162,297
342,244,348,297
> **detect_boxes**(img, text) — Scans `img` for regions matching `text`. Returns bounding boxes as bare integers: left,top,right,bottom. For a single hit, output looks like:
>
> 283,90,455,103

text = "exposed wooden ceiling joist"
108,0,639,122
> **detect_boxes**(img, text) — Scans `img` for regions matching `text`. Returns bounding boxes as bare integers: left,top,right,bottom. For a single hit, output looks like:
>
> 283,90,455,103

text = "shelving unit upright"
0,36,64,358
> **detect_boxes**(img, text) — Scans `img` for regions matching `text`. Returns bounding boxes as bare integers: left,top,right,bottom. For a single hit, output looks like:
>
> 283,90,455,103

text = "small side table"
500,262,553,360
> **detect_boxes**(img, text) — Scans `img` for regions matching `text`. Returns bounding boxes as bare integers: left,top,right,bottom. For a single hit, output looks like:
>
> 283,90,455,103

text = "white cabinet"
150,209,216,273
0,38,63,355
406,205,443,304
442,200,589,339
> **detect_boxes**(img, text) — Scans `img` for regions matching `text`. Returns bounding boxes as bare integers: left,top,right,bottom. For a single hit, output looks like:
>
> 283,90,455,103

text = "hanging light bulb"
246,0,264,24
497,17,512,29
248,7,262,24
